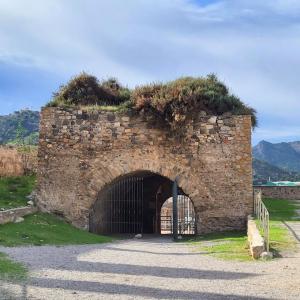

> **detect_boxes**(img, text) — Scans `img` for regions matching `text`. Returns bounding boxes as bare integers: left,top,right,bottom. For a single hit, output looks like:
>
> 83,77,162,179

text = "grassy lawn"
186,231,251,261
0,175,36,209
263,197,299,255
263,198,300,221
0,212,114,247
0,175,114,281
187,198,300,261
0,252,27,281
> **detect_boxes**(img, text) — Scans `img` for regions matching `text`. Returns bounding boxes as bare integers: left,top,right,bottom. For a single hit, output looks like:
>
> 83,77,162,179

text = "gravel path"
0,236,300,300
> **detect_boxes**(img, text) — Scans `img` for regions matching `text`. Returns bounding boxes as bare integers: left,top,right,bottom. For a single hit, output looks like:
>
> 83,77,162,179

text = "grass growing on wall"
0,176,36,209
0,252,27,281
0,212,114,247
46,73,257,129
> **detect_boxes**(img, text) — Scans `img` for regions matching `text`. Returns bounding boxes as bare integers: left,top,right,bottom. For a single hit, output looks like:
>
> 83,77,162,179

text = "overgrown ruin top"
47,73,257,129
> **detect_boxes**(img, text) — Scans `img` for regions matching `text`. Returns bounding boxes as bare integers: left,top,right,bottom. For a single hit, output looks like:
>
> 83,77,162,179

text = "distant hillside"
253,158,300,184
253,140,300,172
0,110,40,145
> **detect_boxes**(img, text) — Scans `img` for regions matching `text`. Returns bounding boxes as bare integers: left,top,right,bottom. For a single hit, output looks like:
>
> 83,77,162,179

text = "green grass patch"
0,176,36,209
0,252,27,281
262,198,299,255
0,212,114,247
186,231,251,261
263,197,299,221
269,221,297,253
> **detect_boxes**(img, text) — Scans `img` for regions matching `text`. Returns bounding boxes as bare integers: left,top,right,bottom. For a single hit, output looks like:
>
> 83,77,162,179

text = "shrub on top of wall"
132,75,257,128
47,72,131,107
46,73,257,128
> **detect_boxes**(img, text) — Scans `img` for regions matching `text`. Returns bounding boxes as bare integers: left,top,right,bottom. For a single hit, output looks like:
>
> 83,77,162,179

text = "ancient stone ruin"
36,107,253,235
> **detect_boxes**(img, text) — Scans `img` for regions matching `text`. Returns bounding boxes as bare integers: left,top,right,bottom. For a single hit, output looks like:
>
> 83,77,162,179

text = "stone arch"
84,157,204,213
87,168,197,235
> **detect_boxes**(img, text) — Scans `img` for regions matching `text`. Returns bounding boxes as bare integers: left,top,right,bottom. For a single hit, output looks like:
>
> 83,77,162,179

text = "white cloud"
0,0,299,141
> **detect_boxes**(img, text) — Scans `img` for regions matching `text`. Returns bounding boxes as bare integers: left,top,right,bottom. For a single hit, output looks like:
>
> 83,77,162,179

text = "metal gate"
90,176,144,234
160,195,196,235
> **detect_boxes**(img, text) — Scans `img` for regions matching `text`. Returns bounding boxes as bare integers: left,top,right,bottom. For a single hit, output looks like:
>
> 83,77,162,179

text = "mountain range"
253,140,300,173
252,158,300,184
252,140,300,183
0,110,40,145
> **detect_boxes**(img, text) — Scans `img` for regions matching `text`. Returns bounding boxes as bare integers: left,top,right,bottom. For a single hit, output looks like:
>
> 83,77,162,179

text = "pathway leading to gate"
1,236,300,299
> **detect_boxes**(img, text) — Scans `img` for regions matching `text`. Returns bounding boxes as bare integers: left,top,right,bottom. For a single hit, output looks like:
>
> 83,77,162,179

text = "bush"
100,78,131,105
132,74,257,128
47,73,256,128
50,72,131,107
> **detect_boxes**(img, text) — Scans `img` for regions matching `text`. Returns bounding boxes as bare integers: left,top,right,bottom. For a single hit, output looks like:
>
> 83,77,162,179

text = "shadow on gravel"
101,245,203,256
25,278,270,300
50,261,259,280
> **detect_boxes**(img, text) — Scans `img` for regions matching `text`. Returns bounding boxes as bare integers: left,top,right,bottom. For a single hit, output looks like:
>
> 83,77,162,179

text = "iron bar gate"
90,176,144,234
160,195,196,235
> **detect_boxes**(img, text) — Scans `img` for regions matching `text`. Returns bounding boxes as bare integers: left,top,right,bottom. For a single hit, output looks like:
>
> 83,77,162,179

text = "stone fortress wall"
36,107,253,234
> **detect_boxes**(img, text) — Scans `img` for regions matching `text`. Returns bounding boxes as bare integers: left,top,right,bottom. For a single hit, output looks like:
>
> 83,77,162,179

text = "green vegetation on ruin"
46,72,257,128
0,176,36,209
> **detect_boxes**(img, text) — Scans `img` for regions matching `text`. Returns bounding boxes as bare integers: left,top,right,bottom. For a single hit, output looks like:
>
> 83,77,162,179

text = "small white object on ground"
27,200,34,206
135,234,142,239
260,251,273,260
14,217,24,223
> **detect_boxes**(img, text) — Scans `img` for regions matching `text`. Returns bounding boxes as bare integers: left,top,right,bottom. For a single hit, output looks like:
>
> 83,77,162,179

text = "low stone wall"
0,206,37,225
247,215,265,259
258,186,300,200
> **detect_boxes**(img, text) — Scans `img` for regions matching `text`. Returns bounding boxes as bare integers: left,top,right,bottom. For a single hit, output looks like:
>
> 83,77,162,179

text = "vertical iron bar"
121,178,123,233
134,177,136,233
118,180,120,234
112,182,115,233
135,176,137,233
125,178,128,233
110,186,112,234
173,177,178,240
141,177,143,233
130,177,132,232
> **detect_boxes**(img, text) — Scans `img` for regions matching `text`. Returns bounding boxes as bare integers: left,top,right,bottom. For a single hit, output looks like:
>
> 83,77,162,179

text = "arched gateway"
36,107,253,235
89,170,196,235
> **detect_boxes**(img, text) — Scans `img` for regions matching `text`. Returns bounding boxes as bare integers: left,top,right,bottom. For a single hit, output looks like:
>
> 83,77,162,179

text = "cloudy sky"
0,0,299,145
